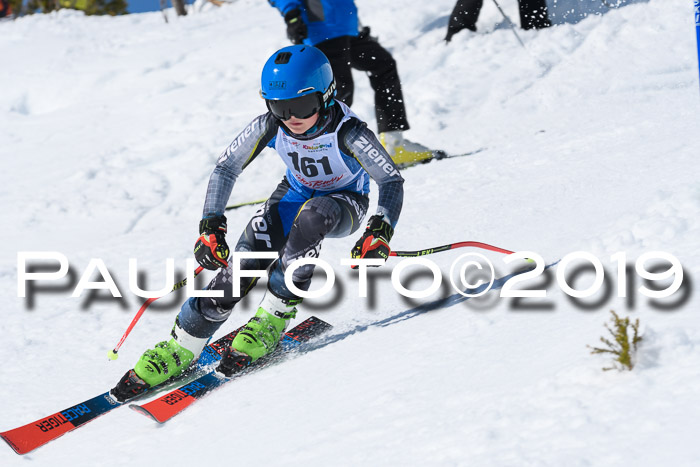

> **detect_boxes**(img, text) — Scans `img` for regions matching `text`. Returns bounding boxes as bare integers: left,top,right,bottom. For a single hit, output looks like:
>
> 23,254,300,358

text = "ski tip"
0,433,24,455
129,404,166,424
307,315,332,327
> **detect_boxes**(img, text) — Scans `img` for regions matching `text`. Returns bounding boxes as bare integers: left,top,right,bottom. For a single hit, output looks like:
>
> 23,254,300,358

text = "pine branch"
588,310,643,371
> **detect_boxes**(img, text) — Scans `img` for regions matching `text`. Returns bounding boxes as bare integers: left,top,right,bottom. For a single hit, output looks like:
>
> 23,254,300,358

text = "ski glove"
351,215,394,267
194,215,230,270
284,8,308,45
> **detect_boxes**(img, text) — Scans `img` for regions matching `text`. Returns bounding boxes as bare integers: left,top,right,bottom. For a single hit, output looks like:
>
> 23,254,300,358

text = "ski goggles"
266,93,322,121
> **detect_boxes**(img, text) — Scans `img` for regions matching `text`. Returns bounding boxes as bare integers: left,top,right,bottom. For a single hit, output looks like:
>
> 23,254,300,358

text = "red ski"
131,316,331,423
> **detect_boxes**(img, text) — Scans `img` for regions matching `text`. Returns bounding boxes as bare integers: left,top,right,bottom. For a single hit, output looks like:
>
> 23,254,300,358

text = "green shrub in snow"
589,310,643,371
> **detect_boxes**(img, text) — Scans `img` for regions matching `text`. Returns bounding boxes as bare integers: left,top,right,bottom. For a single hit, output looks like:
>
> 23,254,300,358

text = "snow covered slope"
1,0,699,465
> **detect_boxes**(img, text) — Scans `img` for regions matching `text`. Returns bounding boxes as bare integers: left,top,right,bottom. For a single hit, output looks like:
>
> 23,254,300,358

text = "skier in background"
111,45,404,400
0,0,12,18
268,0,443,168
445,0,551,42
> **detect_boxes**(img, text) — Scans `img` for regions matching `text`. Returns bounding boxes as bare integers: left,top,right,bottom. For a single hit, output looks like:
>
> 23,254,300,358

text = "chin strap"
302,105,334,136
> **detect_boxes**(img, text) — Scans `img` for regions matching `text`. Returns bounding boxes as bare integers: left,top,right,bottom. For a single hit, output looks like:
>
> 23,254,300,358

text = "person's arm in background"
268,0,308,44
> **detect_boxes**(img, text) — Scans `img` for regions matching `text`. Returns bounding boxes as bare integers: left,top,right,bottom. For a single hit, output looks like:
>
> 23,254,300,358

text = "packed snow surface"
1,0,699,465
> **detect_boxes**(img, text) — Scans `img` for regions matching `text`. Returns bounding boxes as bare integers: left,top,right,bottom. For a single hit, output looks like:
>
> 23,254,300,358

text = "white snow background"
1,0,700,465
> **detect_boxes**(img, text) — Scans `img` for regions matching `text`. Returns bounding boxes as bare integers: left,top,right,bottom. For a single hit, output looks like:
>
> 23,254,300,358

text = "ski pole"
391,241,515,257
108,266,204,361
696,0,700,93
225,198,268,211
491,0,527,48
490,0,546,68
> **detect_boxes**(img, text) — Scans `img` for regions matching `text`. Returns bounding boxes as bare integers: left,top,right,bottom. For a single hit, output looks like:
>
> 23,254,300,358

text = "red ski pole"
108,266,204,360
390,241,516,258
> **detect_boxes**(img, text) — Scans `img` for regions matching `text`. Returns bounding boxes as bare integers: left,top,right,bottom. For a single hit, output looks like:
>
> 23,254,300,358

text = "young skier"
111,45,404,401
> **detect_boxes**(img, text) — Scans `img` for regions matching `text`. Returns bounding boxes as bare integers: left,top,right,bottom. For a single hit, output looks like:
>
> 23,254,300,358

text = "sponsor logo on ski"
35,404,90,432
162,391,188,406
61,404,91,422
104,393,119,405
180,381,206,396
162,382,207,405
35,415,69,432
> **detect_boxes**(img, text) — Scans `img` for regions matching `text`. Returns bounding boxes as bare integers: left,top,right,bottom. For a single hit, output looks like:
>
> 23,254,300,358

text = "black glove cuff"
366,215,394,242
284,8,302,24
199,215,227,234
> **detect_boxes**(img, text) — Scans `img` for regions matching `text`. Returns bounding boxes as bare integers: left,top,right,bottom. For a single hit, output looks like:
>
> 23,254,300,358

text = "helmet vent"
275,52,292,64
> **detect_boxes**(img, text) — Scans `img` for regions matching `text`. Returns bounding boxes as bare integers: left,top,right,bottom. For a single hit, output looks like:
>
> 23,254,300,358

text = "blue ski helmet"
261,45,336,120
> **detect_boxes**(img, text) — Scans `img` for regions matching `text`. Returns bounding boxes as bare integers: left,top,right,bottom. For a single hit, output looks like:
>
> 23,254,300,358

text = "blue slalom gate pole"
696,0,700,91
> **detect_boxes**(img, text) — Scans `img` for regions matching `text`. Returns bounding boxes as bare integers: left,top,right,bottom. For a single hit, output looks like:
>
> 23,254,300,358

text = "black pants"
446,0,551,41
316,31,410,134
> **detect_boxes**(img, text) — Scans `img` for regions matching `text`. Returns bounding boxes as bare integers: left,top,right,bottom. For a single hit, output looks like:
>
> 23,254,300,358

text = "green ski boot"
216,292,300,376
111,318,208,401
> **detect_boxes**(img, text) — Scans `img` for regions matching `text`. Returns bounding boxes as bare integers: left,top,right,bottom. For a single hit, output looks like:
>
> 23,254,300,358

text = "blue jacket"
268,0,359,45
